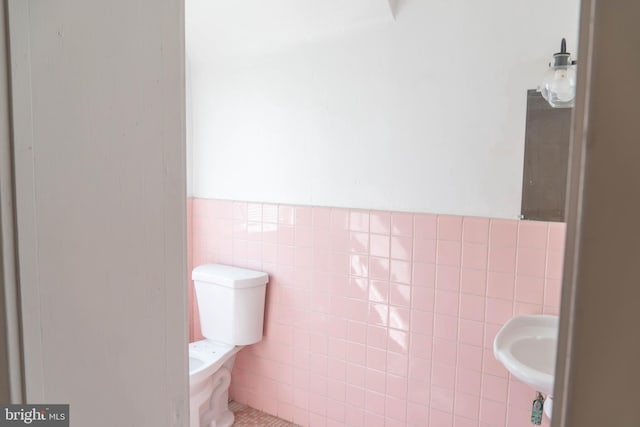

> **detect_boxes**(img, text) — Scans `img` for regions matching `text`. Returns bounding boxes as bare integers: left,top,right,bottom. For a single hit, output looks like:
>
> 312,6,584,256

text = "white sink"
493,314,559,395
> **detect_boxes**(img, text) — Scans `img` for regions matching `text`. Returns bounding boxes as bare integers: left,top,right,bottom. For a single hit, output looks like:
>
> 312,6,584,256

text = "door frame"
3,0,44,403
552,0,640,425
0,0,23,404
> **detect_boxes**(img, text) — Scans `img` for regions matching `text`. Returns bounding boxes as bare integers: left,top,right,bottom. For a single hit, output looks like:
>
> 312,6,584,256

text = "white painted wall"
9,0,188,425
187,0,580,218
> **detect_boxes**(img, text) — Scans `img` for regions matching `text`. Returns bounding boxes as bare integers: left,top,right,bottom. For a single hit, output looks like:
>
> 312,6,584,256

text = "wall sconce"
539,38,577,108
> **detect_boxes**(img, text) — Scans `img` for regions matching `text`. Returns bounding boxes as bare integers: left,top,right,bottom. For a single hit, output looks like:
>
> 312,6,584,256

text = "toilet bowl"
189,340,242,427
188,264,268,427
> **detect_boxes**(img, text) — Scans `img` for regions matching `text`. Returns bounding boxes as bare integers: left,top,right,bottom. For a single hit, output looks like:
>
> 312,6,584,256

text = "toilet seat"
189,339,237,385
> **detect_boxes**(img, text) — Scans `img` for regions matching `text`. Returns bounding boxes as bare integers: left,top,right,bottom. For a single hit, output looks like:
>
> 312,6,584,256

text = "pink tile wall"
188,198,566,427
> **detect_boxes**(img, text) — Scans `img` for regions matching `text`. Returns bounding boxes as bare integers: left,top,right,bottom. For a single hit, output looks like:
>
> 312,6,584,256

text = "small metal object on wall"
531,392,545,425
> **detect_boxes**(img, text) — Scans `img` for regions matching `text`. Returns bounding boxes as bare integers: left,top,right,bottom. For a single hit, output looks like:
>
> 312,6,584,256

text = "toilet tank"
192,264,269,345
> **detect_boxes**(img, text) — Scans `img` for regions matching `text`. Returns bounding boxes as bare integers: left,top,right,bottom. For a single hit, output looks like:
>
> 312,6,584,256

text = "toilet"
189,264,268,427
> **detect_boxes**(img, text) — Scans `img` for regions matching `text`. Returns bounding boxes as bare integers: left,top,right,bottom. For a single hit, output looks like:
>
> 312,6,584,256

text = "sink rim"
493,314,559,395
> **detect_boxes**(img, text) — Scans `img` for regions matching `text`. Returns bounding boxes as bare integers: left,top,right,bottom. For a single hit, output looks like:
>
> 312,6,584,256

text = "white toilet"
189,264,268,427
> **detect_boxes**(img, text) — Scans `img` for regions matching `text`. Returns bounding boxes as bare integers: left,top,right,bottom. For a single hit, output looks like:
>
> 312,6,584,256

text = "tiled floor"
230,401,299,426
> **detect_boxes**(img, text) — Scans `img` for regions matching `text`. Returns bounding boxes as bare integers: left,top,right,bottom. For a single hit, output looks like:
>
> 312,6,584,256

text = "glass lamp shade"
540,63,577,108
539,39,577,108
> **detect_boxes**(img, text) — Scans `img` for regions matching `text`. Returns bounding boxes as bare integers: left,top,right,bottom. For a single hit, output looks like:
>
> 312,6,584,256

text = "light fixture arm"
551,38,574,67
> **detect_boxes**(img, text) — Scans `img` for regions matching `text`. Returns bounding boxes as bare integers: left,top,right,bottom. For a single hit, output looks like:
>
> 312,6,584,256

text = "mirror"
521,90,572,222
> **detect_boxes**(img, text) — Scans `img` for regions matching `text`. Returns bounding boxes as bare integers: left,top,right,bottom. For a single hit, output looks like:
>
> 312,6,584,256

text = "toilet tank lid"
192,264,269,288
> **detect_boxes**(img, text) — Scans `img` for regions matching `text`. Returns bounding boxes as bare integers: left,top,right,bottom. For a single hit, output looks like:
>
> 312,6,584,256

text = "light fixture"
539,38,577,108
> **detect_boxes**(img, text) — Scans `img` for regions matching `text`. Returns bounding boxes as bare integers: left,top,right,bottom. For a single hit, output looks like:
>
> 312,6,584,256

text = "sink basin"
493,314,559,395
